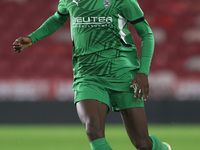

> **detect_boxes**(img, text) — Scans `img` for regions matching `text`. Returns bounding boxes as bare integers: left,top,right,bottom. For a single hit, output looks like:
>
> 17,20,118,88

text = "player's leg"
109,69,170,150
120,107,169,150
76,99,112,150
120,107,152,150
76,99,108,141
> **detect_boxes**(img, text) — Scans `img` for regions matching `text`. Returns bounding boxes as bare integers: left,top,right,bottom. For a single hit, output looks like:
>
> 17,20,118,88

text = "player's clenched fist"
13,36,32,53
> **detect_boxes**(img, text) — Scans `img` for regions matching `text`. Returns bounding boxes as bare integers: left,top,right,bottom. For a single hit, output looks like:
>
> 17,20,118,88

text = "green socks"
150,135,169,150
90,138,112,150
89,136,168,150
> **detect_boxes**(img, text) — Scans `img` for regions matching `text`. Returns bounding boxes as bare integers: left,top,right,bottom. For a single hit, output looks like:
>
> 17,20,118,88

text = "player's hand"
130,73,149,101
13,36,32,53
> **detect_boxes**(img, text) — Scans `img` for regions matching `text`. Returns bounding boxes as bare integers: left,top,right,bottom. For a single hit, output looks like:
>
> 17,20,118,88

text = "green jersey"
29,0,154,77
57,0,143,56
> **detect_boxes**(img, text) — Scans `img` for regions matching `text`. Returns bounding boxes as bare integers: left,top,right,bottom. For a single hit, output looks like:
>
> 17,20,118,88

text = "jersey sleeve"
121,0,154,76
121,0,144,22
28,0,69,44
57,0,69,16
133,20,155,76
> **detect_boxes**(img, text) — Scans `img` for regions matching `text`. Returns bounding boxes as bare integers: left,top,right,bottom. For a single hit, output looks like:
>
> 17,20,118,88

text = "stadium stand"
1,0,200,101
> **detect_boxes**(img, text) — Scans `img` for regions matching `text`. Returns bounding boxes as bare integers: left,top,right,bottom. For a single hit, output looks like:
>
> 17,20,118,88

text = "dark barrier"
0,101,200,124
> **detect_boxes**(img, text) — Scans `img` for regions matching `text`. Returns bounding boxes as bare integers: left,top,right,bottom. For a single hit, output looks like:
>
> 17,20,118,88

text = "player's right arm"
13,0,69,53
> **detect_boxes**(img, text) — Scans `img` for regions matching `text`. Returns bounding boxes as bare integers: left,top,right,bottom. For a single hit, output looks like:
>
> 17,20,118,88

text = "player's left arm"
130,20,154,101
133,19,155,76
122,0,155,101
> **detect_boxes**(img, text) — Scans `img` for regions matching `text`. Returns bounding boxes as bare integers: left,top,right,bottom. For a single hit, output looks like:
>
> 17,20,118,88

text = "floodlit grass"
0,124,199,150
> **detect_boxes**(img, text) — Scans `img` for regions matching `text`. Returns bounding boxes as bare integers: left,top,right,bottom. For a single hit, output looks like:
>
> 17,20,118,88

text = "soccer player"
13,0,171,149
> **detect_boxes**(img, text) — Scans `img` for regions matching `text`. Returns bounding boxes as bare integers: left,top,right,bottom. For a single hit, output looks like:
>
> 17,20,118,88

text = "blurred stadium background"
0,0,200,149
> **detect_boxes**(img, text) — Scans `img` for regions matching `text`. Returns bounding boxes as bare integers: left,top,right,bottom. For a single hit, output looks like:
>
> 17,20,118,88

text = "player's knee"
85,119,104,140
135,137,152,150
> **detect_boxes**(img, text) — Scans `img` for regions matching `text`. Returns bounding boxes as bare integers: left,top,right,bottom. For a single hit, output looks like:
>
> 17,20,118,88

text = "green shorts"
73,70,144,111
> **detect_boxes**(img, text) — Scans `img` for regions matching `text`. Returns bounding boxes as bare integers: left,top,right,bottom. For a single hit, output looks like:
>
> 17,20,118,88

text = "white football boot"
162,142,171,150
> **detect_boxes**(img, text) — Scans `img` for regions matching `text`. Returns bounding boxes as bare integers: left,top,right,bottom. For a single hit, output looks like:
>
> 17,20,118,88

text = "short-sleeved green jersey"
58,0,143,56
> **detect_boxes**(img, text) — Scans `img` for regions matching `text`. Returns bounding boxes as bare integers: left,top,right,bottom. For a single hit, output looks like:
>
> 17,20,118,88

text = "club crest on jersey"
72,0,80,6
104,0,110,9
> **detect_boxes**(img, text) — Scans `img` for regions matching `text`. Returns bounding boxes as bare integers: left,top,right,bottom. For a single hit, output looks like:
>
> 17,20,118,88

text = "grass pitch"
0,124,199,150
